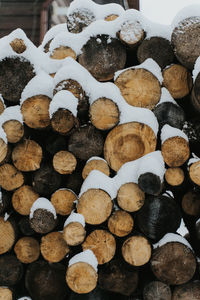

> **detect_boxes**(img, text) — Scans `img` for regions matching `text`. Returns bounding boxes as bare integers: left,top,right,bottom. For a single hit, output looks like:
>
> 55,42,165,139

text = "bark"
172,281,200,300
0,254,23,286
138,172,163,196
182,190,200,216
143,281,171,300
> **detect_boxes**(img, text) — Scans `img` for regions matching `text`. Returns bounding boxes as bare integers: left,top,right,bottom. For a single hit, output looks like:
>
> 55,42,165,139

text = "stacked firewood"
0,0,200,299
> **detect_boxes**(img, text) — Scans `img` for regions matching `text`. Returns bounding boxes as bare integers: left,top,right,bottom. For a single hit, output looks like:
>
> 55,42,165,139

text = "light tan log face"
12,185,39,215
0,287,13,300
63,222,86,246
10,38,26,54
105,14,118,21
53,150,77,175
108,210,134,237
14,237,40,264
0,217,15,255
0,98,4,115
82,159,110,179
0,163,24,191
2,120,24,143
189,161,200,186
51,189,77,215
50,46,76,60
165,167,184,186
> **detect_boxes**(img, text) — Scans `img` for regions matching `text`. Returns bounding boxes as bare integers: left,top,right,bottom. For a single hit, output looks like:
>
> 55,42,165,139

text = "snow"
161,124,189,144
193,56,200,82
0,127,7,144
29,198,57,219
86,156,107,164
176,218,189,237
64,211,85,228
49,90,78,118
153,233,193,251
162,190,174,198
196,218,200,226
0,106,23,126
171,4,200,29
20,72,54,104
4,212,10,221
119,20,143,44
188,153,200,166
144,20,171,40
0,189,2,204
68,249,98,272
17,297,32,300
79,170,117,199
40,23,68,52
156,87,177,106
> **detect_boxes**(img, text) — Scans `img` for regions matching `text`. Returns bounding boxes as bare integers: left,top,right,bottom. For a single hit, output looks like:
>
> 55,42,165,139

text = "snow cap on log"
176,218,189,237
17,297,32,300
40,23,68,52
69,249,98,272
161,124,188,144
193,55,200,82
49,90,78,118
64,211,85,228
153,233,193,251
0,106,23,126
30,198,57,220
0,127,7,144
171,4,200,29
156,87,177,106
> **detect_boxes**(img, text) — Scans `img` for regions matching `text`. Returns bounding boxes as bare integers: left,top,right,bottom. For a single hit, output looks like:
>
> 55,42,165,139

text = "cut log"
151,240,196,285
189,160,200,186
137,37,174,69
82,158,110,179
143,281,171,300
99,259,138,296
77,189,112,225
171,16,200,70
165,167,185,186
108,210,134,237
114,68,161,109
25,260,68,300
136,195,181,241
21,95,51,129
29,208,57,234
89,97,120,130
66,170,83,194
78,35,126,81
12,185,39,216
0,56,35,103
105,14,118,21
2,120,24,143
12,139,42,172
0,217,16,255
53,150,77,175
50,46,76,60
162,64,192,99
182,190,200,216
0,254,23,286
104,122,157,171
14,237,40,264
82,229,116,264
68,125,104,161
51,188,77,216
138,172,163,196
41,232,69,263
67,8,96,33
0,287,13,300
172,281,200,300
118,20,145,48
0,163,24,191
63,221,86,246
117,182,145,212
122,235,152,266
0,138,8,165
10,38,26,54
51,109,75,135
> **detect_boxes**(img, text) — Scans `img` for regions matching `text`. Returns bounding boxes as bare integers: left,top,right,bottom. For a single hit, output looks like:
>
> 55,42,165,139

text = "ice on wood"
68,249,98,272
161,124,189,144
64,211,85,228
0,106,23,126
30,198,57,220
153,233,193,251
49,90,78,118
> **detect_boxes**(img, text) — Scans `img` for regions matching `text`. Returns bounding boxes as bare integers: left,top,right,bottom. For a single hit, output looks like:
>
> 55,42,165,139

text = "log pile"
0,0,200,299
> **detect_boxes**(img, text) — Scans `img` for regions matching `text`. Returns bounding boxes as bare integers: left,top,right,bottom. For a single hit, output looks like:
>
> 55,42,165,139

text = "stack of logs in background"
0,0,200,299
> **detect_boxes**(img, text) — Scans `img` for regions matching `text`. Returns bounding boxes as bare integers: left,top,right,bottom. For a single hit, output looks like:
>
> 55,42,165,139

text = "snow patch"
171,5,200,30
188,153,200,166
68,249,98,272
64,211,85,228
86,156,107,163
176,218,189,237
0,127,7,144
153,233,193,251
49,90,78,118
156,87,177,106
40,23,68,52
193,56,200,82
30,198,57,219
161,124,189,144
0,106,23,126
4,212,10,221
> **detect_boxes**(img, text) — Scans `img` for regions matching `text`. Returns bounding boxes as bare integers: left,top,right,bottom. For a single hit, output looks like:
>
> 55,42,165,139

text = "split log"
12,185,39,216
21,95,51,129
0,138,8,164
67,8,96,33
182,190,200,217
40,232,69,263
0,287,13,300
171,16,200,70
51,109,76,135
114,68,161,109
138,172,163,196
137,37,174,69
10,38,26,54
136,195,181,241
12,139,42,172
104,122,157,171
77,189,113,225
53,150,77,175
172,281,200,300
165,167,185,187
82,158,110,179
63,221,86,246
51,188,77,216
189,160,200,187
25,260,68,300
69,286,110,300
2,120,24,143
0,57,35,102
122,235,152,266
99,259,138,296
78,35,127,81
68,125,104,161
50,46,77,60
162,64,192,99
108,210,134,237
105,14,118,21
0,254,23,286
117,182,145,212
89,97,120,130
143,281,171,300
82,229,116,264
0,164,24,191
118,20,145,48
18,217,35,236
14,237,40,264
0,217,17,255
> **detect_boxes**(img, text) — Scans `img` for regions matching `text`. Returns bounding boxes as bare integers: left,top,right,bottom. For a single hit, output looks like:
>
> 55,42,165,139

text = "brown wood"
78,35,126,81
41,232,69,263
63,222,86,246
128,0,140,10
104,122,157,171
165,167,185,186
119,20,145,48
143,281,172,300
172,280,200,300
12,139,42,172
0,254,23,286
51,109,75,135
51,189,77,216
0,217,16,255
82,229,116,264
82,158,110,179
151,242,196,285
53,150,77,175
189,160,200,186
191,73,200,113
50,46,77,60
0,163,24,191
89,97,120,130
0,138,8,164
182,190,200,216
10,38,26,54
161,137,190,167
77,189,113,225
115,68,161,109
67,8,96,33
122,235,152,266
2,120,24,143
66,262,98,294
108,210,134,237
105,14,118,21
21,95,51,129
0,190,10,215
117,182,145,212
162,64,192,99
0,287,13,300
0,97,5,115
14,237,40,264
30,208,57,234
12,185,39,216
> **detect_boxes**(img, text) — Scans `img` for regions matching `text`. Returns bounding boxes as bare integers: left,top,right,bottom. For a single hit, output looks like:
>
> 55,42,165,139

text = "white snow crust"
0,106,23,126
86,156,107,163
176,218,189,237
193,56,200,82
171,5,200,30
153,233,193,251
188,153,200,166
0,127,7,144
156,87,177,106
161,124,189,144
40,23,68,51
4,212,10,222
68,249,98,272
29,198,57,219
49,90,78,118
64,211,85,228
17,297,32,300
